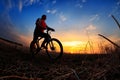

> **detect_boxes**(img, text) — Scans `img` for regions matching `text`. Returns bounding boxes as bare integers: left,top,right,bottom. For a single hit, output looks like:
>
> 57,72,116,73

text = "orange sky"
18,23,120,54
0,0,120,54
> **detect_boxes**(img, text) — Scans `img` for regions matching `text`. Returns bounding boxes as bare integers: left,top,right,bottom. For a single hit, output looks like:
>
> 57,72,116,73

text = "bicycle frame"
36,29,53,50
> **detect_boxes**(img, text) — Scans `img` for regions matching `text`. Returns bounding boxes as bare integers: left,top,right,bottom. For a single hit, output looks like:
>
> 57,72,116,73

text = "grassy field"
0,39,120,80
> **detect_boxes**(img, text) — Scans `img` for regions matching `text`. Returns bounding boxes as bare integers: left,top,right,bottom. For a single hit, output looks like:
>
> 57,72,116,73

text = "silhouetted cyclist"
32,14,55,48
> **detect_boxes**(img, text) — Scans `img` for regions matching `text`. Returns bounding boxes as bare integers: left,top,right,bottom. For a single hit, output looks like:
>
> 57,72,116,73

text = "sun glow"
62,41,86,53
63,41,85,47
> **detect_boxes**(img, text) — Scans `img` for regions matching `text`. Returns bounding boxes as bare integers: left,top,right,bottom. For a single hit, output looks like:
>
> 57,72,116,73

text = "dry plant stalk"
0,75,42,80
53,68,81,80
98,34,120,48
92,69,107,79
53,72,73,80
71,69,80,80
111,15,120,29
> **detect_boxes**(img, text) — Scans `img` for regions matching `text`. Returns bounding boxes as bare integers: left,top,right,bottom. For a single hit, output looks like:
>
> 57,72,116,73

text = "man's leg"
41,33,49,48
32,33,39,48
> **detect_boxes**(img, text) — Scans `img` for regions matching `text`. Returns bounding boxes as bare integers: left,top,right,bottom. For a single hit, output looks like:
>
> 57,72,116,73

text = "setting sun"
63,41,84,47
62,41,86,53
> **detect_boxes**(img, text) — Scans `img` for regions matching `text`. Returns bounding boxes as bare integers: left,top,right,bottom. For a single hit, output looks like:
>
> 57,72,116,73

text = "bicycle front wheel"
46,38,63,60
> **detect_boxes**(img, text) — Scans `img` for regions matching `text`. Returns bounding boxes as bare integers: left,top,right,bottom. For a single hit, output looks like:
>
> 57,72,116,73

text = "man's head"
41,15,46,20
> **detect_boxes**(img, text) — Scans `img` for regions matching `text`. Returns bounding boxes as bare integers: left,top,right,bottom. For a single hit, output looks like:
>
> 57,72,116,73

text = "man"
33,14,54,48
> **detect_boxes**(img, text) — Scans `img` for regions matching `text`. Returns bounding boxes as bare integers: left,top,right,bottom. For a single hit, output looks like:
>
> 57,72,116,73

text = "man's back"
35,18,47,33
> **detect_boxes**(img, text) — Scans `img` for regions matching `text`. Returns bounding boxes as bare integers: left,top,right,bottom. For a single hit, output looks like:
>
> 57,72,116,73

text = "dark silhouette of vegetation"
0,37,23,46
98,34,120,48
111,15,120,29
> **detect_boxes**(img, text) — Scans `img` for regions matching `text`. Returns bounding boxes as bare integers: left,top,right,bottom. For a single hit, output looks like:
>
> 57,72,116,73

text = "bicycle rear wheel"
46,38,63,60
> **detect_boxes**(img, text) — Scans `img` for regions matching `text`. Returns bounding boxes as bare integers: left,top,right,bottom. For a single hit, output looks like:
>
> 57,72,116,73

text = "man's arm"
47,26,55,31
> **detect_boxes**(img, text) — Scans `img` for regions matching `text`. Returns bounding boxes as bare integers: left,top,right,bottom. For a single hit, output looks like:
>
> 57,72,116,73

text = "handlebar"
46,27,55,34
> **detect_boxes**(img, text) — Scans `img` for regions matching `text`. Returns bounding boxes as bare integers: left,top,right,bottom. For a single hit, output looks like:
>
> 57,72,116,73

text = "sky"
0,0,120,53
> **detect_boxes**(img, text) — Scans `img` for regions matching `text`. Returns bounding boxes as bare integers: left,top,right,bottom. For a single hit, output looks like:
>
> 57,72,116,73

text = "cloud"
46,9,57,14
24,0,41,6
30,0,34,5
86,24,96,31
58,13,67,24
109,0,120,16
19,0,42,12
89,14,99,22
115,0,120,15
2,0,43,12
0,0,41,46
82,0,87,3
75,4,83,8
75,0,87,8
0,8,31,46
18,0,23,12
52,0,56,4
117,0,120,5
59,14,67,22
0,12,20,42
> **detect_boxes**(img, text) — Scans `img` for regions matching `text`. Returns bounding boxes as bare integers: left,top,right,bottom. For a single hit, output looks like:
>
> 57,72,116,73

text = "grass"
0,39,120,80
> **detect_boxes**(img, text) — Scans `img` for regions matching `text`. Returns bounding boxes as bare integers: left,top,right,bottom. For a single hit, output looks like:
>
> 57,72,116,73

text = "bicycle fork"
48,40,55,50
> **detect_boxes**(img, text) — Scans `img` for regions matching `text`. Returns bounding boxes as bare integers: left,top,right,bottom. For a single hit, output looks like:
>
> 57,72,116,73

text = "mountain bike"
30,28,63,60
